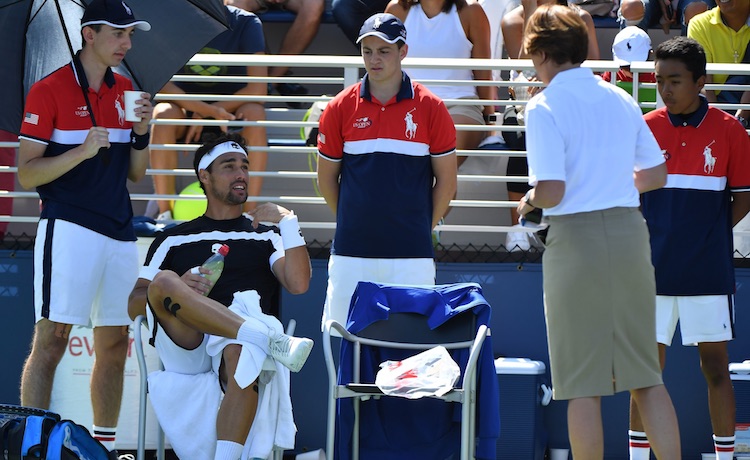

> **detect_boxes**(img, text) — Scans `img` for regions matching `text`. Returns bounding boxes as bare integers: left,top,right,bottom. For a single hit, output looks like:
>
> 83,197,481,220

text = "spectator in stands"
602,26,658,112
386,0,493,168
332,0,390,46
688,0,750,125
150,2,268,219
503,0,600,62
129,132,313,460
479,0,522,73
501,0,600,251
618,0,714,34
628,36,750,460
17,0,152,451
317,13,457,328
227,0,325,107
517,5,682,459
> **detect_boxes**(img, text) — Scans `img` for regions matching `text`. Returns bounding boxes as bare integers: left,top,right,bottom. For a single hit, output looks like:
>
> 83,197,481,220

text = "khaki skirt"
542,207,663,400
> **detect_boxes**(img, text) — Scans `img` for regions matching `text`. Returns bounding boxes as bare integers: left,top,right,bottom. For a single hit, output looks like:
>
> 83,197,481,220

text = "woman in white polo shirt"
516,5,682,459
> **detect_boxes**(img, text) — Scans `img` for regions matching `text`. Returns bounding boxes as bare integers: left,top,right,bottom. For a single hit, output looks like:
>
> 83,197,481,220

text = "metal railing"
2,55,750,249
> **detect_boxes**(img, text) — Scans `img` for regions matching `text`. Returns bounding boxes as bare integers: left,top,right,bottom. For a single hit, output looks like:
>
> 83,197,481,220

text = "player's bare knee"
701,360,730,385
620,0,645,22
149,271,183,317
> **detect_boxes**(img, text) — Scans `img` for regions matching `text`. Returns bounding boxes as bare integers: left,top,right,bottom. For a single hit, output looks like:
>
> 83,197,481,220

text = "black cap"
356,13,406,45
81,0,151,31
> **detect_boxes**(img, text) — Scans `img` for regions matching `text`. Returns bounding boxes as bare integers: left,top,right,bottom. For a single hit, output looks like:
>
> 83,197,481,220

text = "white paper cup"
123,90,141,122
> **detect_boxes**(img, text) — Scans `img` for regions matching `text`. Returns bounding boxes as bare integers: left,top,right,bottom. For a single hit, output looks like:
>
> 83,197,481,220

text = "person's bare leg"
698,341,736,436
629,343,668,458
630,385,681,459
216,344,259,442
91,326,129,426
270,0,325,79
619,0,646,25
568,396,604,460
148,270,245,339
20,319,68,408
150,103,188,214
238,102,268,212
629,344,667,425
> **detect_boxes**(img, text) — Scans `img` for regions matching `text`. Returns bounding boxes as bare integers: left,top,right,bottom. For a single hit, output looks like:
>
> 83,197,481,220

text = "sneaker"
506,226,532,252
268,333,314,372
155,210,173,222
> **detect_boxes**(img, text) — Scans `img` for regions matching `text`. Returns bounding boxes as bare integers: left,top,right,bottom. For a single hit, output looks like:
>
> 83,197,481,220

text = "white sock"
628,430,650,460
214,440,244,460
713,434,735,460
92,425,117,451
236,321,270,353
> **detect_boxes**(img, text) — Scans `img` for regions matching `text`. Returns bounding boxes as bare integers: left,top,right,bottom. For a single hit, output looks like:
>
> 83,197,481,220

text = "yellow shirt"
688,6,750,85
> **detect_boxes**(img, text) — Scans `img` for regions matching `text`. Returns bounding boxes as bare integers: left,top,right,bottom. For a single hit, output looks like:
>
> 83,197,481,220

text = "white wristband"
279,212,306,250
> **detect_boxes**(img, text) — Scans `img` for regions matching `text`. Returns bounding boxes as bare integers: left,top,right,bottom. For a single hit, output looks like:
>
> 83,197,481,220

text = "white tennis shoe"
269,333,314,372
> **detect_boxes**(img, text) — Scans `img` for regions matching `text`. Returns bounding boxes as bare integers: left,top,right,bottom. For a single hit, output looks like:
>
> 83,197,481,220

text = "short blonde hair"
523,4,588,65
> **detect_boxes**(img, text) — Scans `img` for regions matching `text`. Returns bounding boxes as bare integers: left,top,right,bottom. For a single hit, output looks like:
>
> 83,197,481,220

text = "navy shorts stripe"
41,219,55,319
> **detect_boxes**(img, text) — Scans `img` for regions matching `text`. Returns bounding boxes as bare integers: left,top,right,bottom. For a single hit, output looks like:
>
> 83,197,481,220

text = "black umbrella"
0,0,230,134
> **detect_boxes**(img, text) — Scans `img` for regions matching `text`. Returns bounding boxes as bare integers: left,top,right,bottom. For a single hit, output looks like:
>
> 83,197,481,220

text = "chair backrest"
356,312,477,346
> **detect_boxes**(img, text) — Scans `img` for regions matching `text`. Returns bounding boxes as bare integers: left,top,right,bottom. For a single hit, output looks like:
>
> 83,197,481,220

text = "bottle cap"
218,244,230,256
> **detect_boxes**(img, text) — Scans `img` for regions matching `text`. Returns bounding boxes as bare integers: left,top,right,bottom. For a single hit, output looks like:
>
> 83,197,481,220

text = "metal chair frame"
323,311,490,460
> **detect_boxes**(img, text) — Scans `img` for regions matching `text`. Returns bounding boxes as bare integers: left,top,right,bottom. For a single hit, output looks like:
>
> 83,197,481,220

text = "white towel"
147,370,221,460
206,290,297,459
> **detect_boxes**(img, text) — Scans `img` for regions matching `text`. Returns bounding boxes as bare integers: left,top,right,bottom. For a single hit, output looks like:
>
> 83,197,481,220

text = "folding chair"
323,281,497,460
134,315,291,460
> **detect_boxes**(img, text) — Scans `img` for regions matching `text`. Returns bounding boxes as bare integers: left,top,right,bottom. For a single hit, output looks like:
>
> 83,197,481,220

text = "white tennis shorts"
146,307,213,375
322,255,436,331
34,219,138,326
656,294,735,346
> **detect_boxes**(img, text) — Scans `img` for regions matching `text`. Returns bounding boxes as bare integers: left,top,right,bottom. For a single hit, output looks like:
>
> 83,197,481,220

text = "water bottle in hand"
201,244,229,296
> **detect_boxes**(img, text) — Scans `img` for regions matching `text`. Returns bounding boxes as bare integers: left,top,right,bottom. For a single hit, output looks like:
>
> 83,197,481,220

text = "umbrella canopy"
0,0,230,134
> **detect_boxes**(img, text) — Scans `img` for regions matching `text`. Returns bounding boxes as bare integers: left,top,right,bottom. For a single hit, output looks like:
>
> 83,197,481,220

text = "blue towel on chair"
335,282,500,460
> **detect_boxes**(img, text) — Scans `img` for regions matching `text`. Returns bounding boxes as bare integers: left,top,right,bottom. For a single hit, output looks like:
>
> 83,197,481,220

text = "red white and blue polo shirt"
318,72,456,258
642,97,750,295
19,53,138,241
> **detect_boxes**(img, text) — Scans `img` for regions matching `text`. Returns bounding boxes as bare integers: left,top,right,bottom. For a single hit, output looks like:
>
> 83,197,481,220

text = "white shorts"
34,219,137,327
656,295,735,346
322,255,436,330
146,307,213,375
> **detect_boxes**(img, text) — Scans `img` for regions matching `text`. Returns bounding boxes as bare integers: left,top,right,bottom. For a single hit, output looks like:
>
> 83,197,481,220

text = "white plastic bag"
375,346,461,399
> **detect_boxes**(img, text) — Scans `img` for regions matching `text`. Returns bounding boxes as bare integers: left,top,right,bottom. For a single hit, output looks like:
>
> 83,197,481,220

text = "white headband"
198,141,248,171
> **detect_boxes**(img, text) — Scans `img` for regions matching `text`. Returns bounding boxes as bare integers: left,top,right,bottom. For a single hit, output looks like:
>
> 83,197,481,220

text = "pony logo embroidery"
703,140,716,174
404,108,418,139
115,95,126,126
